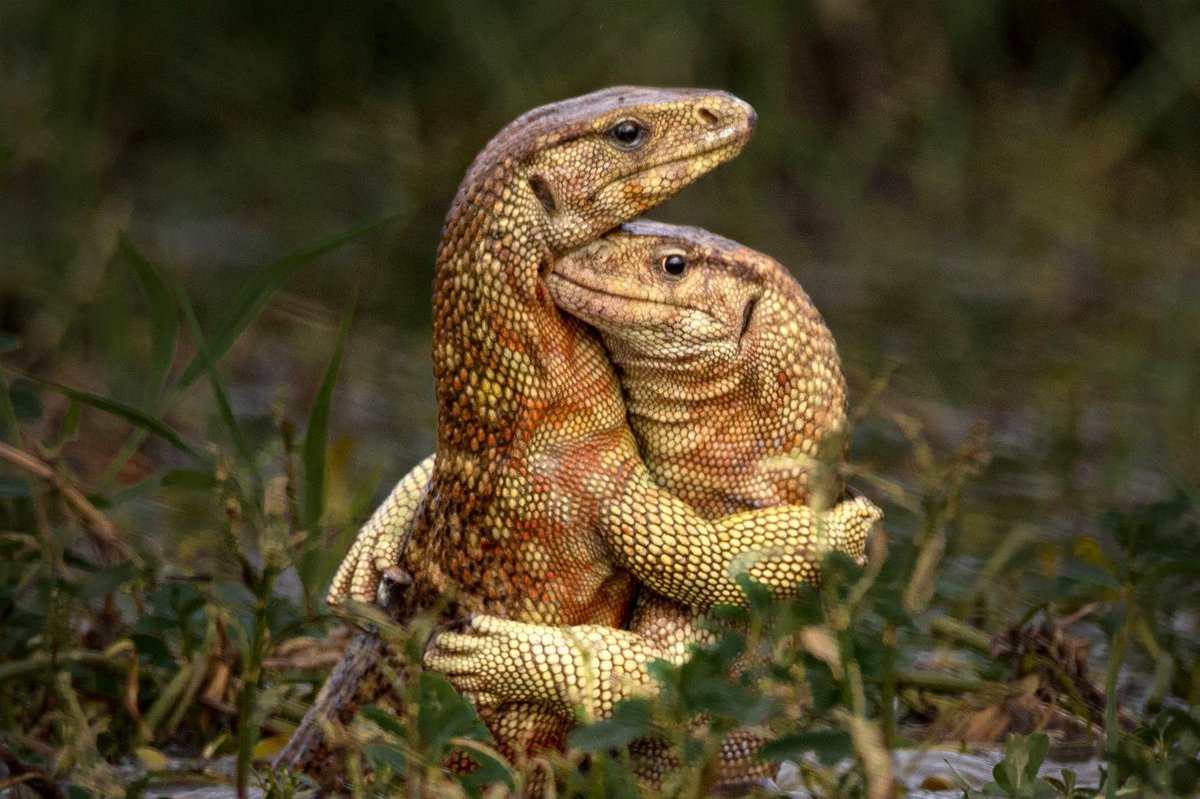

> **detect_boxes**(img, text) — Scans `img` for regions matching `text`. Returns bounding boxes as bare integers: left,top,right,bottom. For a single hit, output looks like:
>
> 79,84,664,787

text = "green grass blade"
303,290,356,531
163,271,256,473
2,370,203,461
174,213,401,391
116,234,178,400
0,374,21,446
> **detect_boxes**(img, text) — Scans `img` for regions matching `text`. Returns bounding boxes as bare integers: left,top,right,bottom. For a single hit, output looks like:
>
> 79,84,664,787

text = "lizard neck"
611,346,744,426
431,161,609,446
606,279,851,516
610,344,775,516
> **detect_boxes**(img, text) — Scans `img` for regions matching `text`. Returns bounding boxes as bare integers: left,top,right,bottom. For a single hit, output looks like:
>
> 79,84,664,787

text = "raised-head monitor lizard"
282,87,880,785
281,86,763,783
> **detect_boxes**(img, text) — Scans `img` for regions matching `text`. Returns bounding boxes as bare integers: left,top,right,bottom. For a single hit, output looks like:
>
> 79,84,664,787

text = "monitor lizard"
278,87,880,788
422,219,870,788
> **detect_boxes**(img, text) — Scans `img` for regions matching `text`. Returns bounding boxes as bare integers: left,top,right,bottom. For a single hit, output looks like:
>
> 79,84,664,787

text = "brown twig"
0,441,134,562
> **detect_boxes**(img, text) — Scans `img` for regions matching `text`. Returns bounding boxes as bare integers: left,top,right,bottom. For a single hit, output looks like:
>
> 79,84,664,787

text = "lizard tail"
272,631,399,790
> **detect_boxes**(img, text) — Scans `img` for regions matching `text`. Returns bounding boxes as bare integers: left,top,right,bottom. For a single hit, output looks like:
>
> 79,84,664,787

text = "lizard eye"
661,254,688,277
609,119,647,150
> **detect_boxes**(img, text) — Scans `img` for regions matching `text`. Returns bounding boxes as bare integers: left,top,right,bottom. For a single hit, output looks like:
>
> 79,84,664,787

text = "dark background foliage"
1,1,1198,793
4,0,1197,515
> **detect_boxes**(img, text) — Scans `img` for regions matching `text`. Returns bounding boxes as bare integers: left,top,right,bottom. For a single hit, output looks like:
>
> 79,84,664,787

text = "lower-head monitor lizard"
424,220,879,787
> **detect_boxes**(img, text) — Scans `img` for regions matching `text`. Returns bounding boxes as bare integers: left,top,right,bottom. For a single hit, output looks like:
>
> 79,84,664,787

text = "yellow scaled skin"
425,221,879,786
281,88,880,791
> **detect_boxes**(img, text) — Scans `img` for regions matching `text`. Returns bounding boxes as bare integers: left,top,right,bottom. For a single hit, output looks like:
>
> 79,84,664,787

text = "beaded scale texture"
278,87,882,790
426,220,874,785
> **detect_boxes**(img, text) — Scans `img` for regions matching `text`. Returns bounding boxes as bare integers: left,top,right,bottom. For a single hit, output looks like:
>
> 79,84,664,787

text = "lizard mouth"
589,134,748,201
546,270,724,326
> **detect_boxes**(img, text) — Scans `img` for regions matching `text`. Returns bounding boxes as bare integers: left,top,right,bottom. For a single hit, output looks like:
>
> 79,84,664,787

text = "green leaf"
117,235,179,400
1061,560,1122,591
364,740,407,777
3,371,203,461
61,399,81,442
757,729,853,766
360,704,407,739
568,698,654,752
163,268,254,471
161,469,219,490
455,739,515,798
9,382,43,423
0,333,21,353
175,215,399,391
130,633,173,667
1024,732,1049,779
992,758,1016,794
415,672,492,755
303,291,356,531
77,560,140,600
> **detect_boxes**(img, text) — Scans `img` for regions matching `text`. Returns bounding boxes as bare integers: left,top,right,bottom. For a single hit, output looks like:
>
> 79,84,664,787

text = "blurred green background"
2,0,1198,572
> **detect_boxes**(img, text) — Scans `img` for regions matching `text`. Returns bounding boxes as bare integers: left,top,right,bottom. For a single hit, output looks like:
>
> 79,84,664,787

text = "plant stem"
881,621,897,748
929,615,992,653
1103,590,1130,799
236,562,274,798
0,650,125,682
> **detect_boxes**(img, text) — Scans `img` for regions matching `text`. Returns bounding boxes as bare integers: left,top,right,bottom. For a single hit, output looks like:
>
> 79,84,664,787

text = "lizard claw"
427,629,486,660
381,565,413,587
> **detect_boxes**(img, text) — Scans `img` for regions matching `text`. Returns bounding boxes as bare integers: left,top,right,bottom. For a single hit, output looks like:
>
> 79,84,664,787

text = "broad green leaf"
175,214,400,390
161,469,219,490
1024,732,1049,779
130,632,174,667
117,235,179,399
454,738,515,798
415,672,492,756
304,291,356,531
77,560,140,600
757,729,853,766
361,704,408,739
1061,560,1123,592
568,698,654,751
364,740,407,776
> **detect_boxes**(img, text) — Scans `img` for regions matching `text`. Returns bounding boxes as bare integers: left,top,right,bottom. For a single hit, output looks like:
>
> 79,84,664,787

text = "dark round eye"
609,119,647,149
662,254,688,277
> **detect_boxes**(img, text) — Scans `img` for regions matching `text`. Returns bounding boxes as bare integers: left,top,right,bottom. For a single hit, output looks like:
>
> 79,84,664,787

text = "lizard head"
474,87,756,254
547,220,775,366
550,220,851,506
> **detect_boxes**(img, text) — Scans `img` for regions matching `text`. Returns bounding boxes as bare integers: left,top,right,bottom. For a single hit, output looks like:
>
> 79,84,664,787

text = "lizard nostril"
695,106,721,128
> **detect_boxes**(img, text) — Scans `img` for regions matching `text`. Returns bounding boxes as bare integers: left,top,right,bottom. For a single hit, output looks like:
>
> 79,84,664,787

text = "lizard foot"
325,454,436,607
424,614,587,711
